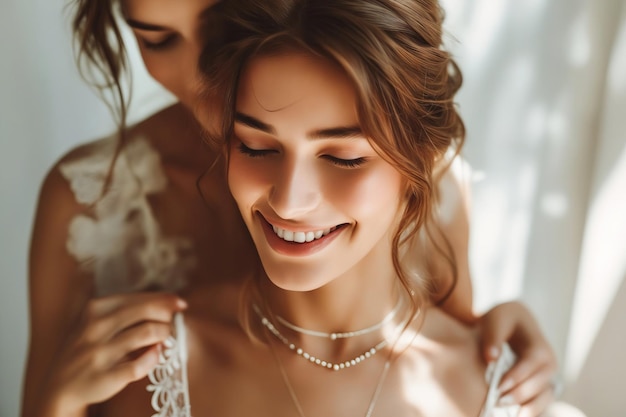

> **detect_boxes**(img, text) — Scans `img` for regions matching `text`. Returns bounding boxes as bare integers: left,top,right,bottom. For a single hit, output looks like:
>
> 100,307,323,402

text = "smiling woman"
230,52,407,292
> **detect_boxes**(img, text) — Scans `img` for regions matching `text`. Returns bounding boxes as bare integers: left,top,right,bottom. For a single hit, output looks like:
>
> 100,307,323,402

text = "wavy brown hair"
70,0,131,195
71,0,128,125
201,0,465,322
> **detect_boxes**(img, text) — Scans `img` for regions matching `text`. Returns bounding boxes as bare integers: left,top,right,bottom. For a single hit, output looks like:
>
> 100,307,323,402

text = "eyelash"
236,142,275,158
141,34,177,51
236,143,366,168
324,156,367,168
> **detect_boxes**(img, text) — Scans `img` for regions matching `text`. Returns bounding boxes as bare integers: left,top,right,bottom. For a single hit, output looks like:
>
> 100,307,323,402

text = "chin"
262,262,331,293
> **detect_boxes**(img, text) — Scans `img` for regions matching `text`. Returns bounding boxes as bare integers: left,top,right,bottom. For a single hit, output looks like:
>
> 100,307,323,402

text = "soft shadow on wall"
442,1,626,415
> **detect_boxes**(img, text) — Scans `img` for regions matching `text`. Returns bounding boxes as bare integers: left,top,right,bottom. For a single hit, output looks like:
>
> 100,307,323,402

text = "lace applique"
59,136,196,295
148,313,192,417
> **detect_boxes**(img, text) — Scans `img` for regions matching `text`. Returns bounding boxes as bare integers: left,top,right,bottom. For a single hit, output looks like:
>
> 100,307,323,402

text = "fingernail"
498,394,515,406
499,379,514,393
488,345,500,360
177,299,188,309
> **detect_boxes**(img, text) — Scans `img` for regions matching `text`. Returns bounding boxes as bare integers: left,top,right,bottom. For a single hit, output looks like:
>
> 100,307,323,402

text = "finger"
102,294,185,339
114,344,161,382
89,292,187,318
499,349,556,394
84,293,186,342
481,334,508,364
92,344,162,402
479,306,515,362
498,365,554,406
104,321,173,366
516,389,555,417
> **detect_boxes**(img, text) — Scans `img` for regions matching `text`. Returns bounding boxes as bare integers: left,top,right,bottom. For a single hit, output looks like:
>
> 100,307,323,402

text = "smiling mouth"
258,215,347,255
271,224,339,243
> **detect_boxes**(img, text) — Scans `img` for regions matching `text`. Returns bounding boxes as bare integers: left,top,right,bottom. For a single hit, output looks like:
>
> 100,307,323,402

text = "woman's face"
228,52,405,292
122,0,219,109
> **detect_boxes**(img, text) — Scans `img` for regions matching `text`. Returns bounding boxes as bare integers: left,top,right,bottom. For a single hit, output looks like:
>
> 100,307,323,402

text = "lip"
258,214,346,257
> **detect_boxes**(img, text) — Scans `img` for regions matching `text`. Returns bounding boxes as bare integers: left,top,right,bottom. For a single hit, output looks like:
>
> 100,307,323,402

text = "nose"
268,157,321,220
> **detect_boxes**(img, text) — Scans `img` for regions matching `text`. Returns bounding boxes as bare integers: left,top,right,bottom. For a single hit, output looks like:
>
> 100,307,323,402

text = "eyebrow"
125,19,169,31
125,4,217,32
234,112,362,140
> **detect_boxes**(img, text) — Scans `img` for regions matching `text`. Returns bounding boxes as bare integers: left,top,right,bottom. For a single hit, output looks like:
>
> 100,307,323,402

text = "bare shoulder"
34,104,186,237
414,306,484,375
417,306,481,356
393,307,487,416
59,102,197,162
58,104,184,165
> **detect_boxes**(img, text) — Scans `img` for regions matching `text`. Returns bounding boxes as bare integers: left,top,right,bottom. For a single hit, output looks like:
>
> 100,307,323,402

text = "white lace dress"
148,313,521,417
60,136,195,295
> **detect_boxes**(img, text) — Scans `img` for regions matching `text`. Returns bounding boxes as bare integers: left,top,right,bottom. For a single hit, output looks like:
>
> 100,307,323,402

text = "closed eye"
140,34,178,50
323,155,367,168
236,142,276,158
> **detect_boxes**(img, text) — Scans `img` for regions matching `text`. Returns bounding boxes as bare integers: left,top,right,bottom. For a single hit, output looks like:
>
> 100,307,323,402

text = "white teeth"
294,232,306,243
271,224,339,244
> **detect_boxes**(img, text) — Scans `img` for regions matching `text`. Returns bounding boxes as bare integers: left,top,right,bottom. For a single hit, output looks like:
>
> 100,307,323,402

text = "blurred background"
1,0,624,416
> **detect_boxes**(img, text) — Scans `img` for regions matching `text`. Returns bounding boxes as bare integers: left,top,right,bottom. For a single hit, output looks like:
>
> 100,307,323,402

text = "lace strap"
479,343,520,417
147,313,192,417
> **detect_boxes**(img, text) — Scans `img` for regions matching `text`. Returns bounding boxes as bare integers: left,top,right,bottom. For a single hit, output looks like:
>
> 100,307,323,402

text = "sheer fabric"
60,136,195,296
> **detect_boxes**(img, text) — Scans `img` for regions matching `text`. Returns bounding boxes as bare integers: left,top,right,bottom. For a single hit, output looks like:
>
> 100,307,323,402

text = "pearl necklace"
275,298,403,340
264,309,411,417
253,303,406,372
269,337,393,417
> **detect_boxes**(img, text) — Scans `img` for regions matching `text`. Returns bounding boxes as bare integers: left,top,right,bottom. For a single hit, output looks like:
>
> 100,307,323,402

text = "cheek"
322,166,403,220
227,153,271,211
140,47,200,105
142,56,180,93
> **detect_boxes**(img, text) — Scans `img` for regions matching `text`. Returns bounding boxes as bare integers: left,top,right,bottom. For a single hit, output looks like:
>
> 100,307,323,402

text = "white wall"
1,2,113,416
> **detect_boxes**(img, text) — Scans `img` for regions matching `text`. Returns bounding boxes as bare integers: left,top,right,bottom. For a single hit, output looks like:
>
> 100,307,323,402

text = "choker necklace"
253,303,408,372
275,298,403,340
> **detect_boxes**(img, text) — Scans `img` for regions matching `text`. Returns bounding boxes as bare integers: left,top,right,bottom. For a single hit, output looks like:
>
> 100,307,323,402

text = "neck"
266,240,401,329
256,276,409,369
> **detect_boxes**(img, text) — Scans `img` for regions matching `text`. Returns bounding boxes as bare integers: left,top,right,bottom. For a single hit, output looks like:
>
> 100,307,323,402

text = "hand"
35,292,187,417
478,301,558,417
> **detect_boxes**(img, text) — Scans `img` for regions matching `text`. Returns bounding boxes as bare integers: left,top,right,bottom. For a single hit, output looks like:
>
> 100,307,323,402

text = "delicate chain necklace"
254,304,388,371
265,317,403,417
275,298,403,340
270,341,392,417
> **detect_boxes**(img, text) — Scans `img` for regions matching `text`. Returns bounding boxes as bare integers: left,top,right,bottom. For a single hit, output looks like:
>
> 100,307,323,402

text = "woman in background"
22,0,557,416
